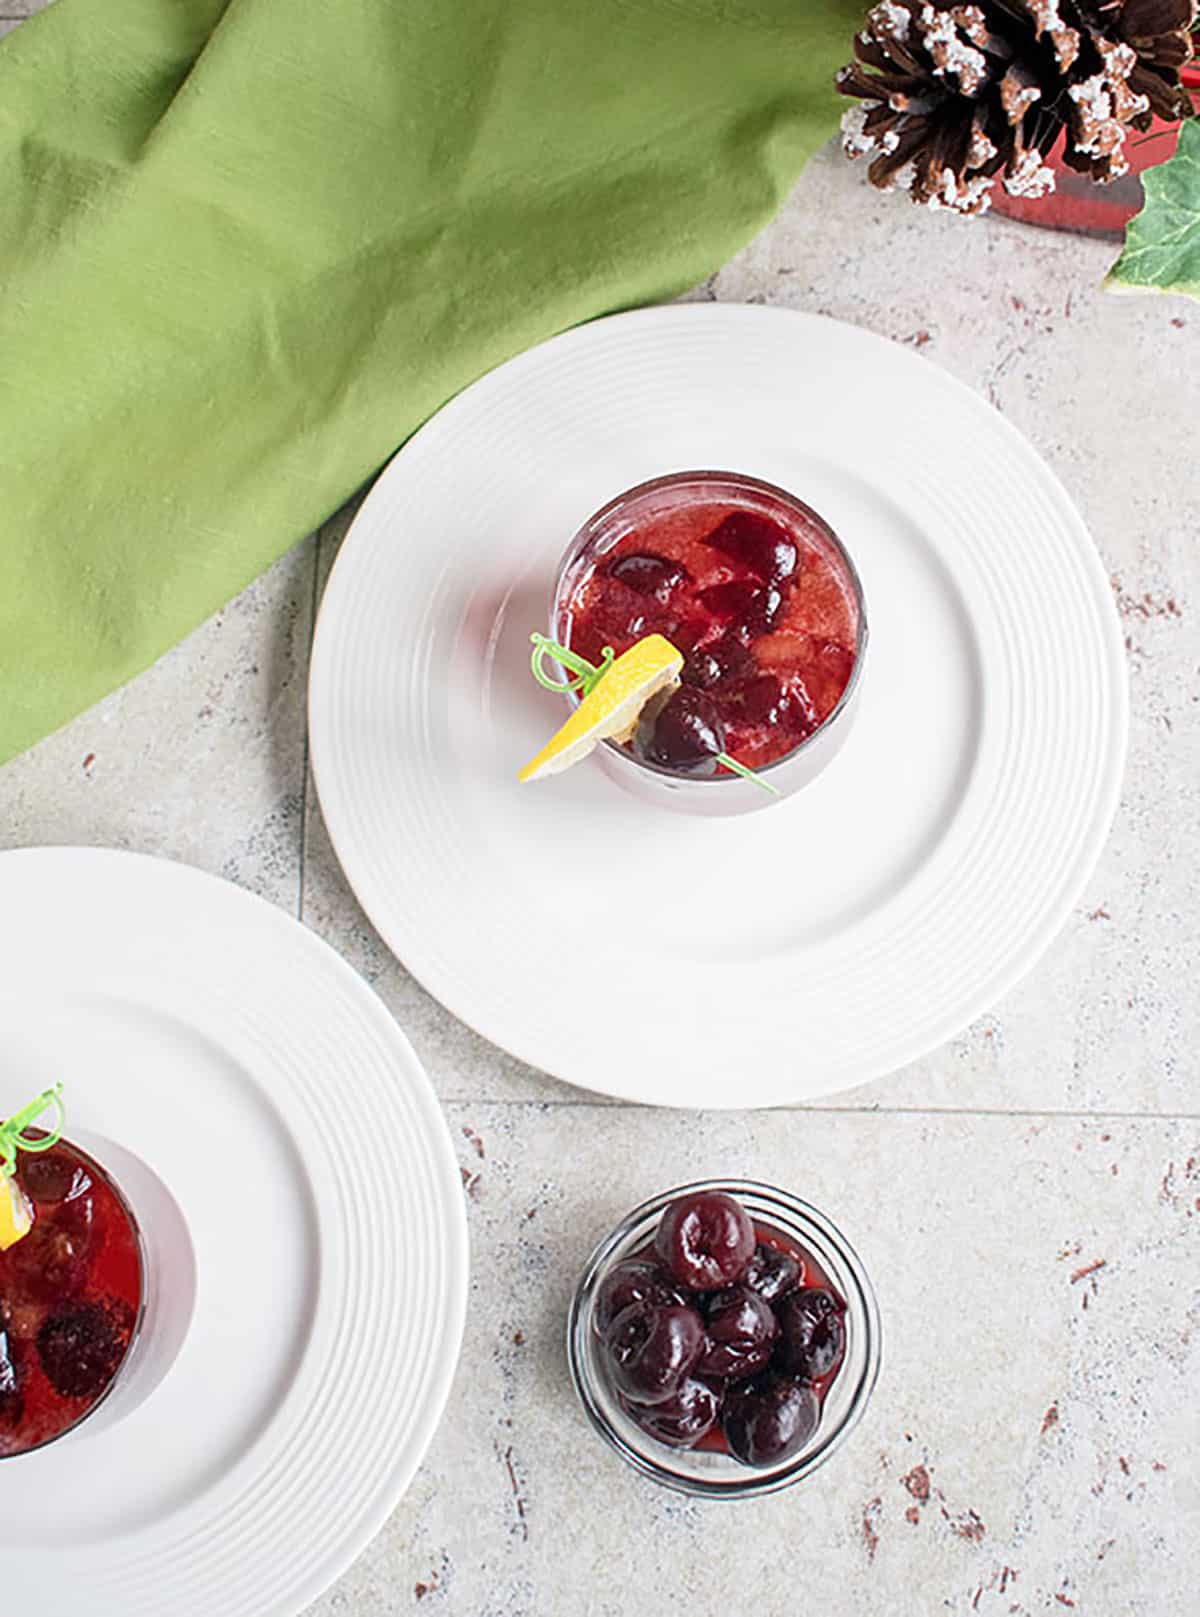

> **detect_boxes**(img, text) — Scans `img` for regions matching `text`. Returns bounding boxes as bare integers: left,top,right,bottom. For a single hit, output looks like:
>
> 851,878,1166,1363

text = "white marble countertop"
3,5,1198,1612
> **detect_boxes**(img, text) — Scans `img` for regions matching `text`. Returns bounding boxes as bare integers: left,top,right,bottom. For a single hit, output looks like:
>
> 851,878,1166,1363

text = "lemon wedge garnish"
519,634,683,782
0,1175,32,1251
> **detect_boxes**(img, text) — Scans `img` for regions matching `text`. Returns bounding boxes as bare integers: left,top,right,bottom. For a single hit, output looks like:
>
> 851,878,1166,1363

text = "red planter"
991,67,1200,238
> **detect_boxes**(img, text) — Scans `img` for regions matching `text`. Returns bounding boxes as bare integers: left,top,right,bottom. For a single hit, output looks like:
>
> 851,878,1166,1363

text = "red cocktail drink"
0,1133,144,1457
555,472,865,801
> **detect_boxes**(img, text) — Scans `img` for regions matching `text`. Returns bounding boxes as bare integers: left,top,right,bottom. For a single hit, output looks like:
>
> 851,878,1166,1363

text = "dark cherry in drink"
558,473,862,776
0,1135,143,1458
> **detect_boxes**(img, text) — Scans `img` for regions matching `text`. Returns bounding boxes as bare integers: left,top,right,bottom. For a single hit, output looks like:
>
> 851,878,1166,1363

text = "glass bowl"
0,1131,147,1460
567,1179,881,1497
551,471,868,816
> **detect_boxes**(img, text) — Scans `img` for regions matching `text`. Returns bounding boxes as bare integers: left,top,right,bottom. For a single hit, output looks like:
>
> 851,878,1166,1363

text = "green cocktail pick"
0,1083,65,1180
530,632,615,697
529,634,779,797
708,748,780,795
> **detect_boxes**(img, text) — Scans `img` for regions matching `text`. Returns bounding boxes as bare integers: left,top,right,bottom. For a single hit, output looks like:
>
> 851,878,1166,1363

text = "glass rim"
551,469,869,786
0,1132,148,1462
566,1177,882,1498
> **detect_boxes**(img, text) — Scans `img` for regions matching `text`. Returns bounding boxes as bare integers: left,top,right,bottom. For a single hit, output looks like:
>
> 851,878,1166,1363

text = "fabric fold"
0,0,860,763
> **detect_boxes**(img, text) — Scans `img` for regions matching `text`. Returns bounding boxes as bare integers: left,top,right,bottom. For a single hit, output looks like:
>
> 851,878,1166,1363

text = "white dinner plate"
309,304,1127,1108
0,848,468,1616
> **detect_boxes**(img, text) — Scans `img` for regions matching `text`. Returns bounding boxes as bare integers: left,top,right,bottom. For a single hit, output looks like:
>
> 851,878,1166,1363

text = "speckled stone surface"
0,4,1196,1608
333,1106,1197,1617
0,540,317,911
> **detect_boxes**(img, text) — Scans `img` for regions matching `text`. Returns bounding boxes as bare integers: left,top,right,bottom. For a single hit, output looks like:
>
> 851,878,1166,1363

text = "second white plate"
309,304,1127,1107
0,848,468,1616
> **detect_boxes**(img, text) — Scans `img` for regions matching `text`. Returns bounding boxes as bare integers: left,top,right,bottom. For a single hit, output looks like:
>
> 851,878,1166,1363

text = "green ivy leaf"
1107,120,1200,300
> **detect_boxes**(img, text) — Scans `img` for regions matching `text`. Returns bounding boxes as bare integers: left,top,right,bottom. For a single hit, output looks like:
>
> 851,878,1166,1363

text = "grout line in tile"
441,1098,1200,1121
295,534,323,922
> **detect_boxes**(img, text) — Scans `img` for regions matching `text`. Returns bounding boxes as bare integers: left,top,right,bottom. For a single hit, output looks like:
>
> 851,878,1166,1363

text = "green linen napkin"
0,0,861,765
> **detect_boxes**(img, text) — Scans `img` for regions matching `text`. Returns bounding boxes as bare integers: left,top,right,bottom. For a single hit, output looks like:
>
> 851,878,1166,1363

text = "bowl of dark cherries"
568,1180,880,1496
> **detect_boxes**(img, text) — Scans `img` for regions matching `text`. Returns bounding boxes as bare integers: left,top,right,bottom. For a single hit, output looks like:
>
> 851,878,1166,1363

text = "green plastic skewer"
0,1083,65,1179
529,633,614,696
715,751,780,796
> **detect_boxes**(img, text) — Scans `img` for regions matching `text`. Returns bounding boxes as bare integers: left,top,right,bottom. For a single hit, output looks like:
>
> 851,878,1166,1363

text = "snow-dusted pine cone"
836,1,1198,214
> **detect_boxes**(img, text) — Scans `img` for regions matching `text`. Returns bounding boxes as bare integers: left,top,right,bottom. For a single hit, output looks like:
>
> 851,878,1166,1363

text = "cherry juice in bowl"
553,472,867,814
0,1133,145,1458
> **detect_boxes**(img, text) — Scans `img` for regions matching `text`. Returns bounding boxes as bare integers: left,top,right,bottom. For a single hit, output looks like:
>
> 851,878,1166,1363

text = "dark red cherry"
750,588,784,637
681,635,754,692
697,1286,778,1381
577,580,655,655
704,512,799,585
723,1374,819,1467
37,1302,128,1400
623,1376,721,1448
592,1260,685,1340
663,615,709,656
42,1230,90,1299
7,1222,90,1303
699,581,783,640
742,1243,803,1305
654,1191,755,1292
635,687,725,777
606,552,690,603
19,1152,87,1206
55,1189,96,1244
605,1300,705,1405
734,672,818,737
699,579,757,626
775,1287,846,1381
